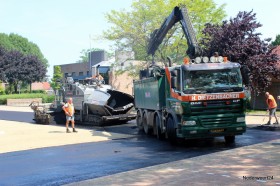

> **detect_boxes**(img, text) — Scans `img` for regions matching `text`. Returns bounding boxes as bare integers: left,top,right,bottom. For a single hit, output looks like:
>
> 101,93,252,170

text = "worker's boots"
73,128,78,133
264,121,271,125
66,128,71,133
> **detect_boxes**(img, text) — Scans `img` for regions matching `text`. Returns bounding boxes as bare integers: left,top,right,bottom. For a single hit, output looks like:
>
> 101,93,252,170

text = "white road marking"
256,180,266,183
222,175,231,177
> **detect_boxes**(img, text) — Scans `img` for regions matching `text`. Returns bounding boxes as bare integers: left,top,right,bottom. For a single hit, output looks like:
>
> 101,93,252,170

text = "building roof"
92,58,115,67
272,45,280,55
31,82,51,90
272,46,280,69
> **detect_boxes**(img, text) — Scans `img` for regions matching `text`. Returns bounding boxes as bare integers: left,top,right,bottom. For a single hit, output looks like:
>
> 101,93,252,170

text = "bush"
42,95,55,103
31,90,45,94
0,93,55,105
0,86,5,95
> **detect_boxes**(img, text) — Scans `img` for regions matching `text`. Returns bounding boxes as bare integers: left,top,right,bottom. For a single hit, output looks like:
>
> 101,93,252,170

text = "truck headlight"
182,120,196,126
236,117,245,122
172,102,183,114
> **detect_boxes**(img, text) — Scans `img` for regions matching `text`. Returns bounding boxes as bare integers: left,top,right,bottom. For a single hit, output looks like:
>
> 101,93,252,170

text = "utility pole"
89,34,92,77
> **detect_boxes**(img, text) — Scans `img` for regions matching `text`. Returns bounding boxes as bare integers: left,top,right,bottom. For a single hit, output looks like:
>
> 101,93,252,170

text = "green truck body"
134,76,166,110
134,63,246,144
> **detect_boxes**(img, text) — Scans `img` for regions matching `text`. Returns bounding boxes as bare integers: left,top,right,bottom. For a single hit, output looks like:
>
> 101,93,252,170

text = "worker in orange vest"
62,97,78,133
265,92,279,125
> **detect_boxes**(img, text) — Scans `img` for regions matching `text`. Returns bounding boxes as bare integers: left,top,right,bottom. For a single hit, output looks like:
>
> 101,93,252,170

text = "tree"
200,11,280,93
272,34,280,46
22,55,47,92
0,33,14,51
2,50,25,92
0,48,47,93
0,33,48,67
103,0,226,63
0,47,6,94
0,47,6,82
51,66,63,91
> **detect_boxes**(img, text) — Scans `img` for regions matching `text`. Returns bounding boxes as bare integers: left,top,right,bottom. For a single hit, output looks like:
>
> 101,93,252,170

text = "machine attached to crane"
133,5,246,144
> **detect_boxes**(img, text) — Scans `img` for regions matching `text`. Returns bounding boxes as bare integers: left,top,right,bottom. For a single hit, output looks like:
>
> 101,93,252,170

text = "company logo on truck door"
190,93,241,101
145,92,151,98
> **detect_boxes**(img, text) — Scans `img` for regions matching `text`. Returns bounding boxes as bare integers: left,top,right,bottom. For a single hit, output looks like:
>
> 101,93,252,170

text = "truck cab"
168,59,246,142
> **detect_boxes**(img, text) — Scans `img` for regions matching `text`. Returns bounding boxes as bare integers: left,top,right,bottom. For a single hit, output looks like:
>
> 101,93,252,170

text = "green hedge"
0,93,55,105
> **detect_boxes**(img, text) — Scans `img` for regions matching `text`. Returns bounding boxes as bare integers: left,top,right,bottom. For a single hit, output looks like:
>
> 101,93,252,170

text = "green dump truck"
133,5,246,144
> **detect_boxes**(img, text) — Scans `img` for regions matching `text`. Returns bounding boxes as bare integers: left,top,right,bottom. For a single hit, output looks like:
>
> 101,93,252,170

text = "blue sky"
0,0,279,78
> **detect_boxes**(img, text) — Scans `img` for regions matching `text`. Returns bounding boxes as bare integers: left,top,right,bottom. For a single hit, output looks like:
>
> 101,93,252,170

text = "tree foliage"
103,0,226,63
272,34,280,46
0,33,48,67
0,47,46,93
200,11,280,93
51,66,63,91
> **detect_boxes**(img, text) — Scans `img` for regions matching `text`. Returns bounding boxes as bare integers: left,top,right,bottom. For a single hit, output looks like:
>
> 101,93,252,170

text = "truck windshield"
183,68,243,94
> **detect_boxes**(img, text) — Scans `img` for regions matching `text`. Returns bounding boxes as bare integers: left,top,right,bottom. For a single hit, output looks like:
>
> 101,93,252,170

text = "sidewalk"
0,106,133,154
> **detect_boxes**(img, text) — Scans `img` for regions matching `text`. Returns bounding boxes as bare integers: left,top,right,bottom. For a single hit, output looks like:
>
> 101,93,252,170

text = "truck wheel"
143,113,152,135
166,117,177,145
136,110,143,131
156,115,165,140
224,135,235,144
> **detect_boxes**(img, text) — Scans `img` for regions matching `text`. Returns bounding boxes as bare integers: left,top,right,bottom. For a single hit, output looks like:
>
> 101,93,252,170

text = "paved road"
0,106,279,185
2,128,280,186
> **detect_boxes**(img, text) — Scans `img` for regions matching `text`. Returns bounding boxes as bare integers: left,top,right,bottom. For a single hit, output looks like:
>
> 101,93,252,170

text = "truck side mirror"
241,66,249,86
171,77,177,89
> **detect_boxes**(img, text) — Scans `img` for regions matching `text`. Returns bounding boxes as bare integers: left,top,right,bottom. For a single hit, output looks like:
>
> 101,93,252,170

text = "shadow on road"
0,110,34,123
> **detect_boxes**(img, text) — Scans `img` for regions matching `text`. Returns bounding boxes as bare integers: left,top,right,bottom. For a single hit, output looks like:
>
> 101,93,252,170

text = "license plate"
210,129,224,133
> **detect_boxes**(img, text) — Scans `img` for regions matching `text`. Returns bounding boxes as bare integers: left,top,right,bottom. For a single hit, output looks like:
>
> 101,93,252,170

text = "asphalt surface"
2,129,280,186
0,106,280,185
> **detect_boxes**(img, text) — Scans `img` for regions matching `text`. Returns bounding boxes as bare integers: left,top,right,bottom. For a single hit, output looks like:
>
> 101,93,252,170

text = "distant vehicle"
133,5,246,144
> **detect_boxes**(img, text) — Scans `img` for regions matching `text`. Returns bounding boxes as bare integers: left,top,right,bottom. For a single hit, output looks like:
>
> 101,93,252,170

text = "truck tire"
143,113,152,135
136,110,143,131
224,135,235,144
155,114,165,140
166,117,177,145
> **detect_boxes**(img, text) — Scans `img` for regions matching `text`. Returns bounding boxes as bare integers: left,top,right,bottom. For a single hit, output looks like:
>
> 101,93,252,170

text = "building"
250,46,280,109
31,82,51,91
55,50,107,81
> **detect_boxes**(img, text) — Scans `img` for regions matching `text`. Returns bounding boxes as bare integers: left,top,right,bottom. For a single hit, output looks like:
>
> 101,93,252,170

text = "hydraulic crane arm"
147,6,203,59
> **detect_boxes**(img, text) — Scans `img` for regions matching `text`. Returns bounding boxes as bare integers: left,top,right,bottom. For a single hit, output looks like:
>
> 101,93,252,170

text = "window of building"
87,71,89,76
72,72,76,76
79,72,83,76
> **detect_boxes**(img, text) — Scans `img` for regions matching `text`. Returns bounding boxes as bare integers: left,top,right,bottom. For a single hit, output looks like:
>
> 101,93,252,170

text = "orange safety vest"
64,103,75,116
267,95,277,109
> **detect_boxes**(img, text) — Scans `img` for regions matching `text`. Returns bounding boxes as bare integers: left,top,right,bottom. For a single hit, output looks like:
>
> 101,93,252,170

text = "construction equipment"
31,76,136,126
30,101,51,124
134,5,246,144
